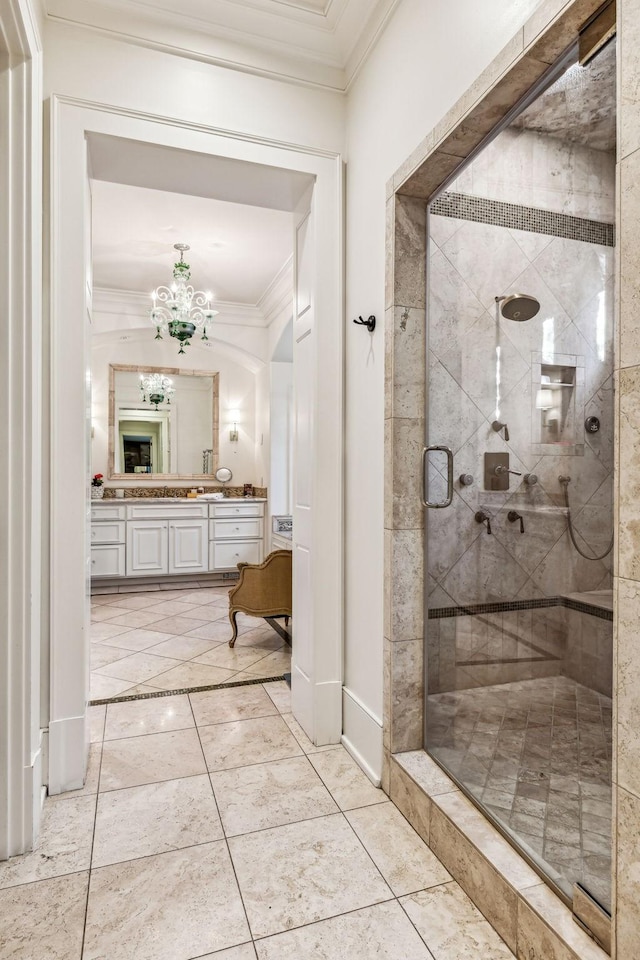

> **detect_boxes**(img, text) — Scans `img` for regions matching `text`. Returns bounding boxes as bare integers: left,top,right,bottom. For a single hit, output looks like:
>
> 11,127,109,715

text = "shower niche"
531,353,585,456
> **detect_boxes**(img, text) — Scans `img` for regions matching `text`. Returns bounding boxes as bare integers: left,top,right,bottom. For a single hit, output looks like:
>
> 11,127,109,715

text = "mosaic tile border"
429,596,613,621
430,191,615,247
89,674,286,706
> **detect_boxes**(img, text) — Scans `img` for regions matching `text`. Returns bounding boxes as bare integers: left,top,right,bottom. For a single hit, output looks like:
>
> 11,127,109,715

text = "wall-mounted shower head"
496,293,541,322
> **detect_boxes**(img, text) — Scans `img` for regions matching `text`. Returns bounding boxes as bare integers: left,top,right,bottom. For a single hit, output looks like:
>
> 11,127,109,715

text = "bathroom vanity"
90,498,266,580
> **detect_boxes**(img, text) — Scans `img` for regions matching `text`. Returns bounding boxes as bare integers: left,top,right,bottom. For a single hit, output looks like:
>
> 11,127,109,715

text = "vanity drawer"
91,504,126,521
209,539,262,570
210,518,263,540
127,503,208,520
91,521,125,545
91,544,125,578
210,502,264,519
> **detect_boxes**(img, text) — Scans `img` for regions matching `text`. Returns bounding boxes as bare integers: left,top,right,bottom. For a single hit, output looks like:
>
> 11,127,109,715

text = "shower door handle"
422,445,453,508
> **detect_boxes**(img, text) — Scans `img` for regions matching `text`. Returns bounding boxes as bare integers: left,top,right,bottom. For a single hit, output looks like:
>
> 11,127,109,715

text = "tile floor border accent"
89,675,287,706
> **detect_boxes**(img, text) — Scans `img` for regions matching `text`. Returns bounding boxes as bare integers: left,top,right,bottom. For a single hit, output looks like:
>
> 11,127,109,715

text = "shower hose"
559,476,613,561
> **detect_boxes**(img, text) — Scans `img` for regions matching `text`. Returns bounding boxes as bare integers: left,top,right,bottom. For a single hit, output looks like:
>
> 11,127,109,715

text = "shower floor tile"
428,675,612,911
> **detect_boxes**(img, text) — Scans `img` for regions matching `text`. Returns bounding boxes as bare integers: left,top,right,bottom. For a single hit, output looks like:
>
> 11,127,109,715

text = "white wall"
342,0,546,778
43,20,345,155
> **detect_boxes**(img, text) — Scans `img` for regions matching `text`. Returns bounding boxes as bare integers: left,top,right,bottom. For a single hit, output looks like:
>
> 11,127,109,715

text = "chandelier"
150,243,218,354
139,372,174,408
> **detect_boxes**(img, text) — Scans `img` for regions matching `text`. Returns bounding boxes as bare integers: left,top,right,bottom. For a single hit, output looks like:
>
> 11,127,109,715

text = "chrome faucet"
492,420,510,442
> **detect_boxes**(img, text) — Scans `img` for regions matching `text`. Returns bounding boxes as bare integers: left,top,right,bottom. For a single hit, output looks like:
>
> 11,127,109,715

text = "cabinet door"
169,519,208,574
126,520,168,576
91,544,125,578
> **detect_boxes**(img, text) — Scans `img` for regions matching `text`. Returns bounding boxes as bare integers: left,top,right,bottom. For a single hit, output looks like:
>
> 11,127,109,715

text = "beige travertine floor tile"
179,603,228,621
185,619,239,643
90,621,132,642
92,775,222,867
173,589,229,605
240,650,291,679
89,704,106,743
190,685,278,726
346,802,451,896
194,644,279,672
145,634,219,661
196,946,256,960
0,795,95,889
400,881,515,958
199,715,303,772
83,842,250,960
254,900,434,960
150,661,236,690
102,593,165,610
90,673,134,700
99,728,206,791
228,813,392,938
211,755,338,837
146,615,210,635
104,693,195,740
105,627,176,652
143,599,204,617
90,593,121,604
105,609,166,628
0,872,88,959
90,604,134,622
309,747,387,811
90,643,133,671
263,680,291,714
118,683,163,695
280,713,336,755
233,629,287,651
95,651,183,684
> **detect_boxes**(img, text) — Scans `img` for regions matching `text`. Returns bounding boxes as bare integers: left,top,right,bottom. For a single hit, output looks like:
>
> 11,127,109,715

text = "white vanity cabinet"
208,500,265,571
126,502,209,577
90,498,265,580
90,503,126,578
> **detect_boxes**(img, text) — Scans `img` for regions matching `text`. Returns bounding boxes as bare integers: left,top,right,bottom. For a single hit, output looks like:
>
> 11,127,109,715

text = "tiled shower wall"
426,128,615,694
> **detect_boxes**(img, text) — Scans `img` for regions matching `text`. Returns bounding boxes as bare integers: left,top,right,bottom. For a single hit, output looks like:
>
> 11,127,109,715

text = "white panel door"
169,519,208,574
126,520,168,576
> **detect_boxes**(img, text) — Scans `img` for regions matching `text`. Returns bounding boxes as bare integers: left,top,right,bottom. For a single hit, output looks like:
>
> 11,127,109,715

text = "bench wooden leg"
229,610,239,648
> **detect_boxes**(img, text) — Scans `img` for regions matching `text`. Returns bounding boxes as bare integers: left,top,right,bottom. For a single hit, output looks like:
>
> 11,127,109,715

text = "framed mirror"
108,363,219,479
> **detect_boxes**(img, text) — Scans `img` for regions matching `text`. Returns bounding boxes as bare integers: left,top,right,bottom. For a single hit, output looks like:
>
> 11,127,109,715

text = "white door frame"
0,0,44,856
48,96,344,791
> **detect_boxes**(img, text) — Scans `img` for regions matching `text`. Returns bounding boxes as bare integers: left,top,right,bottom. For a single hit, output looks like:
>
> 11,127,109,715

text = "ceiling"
45,0,400,89
511,39,616,152
91,180,293,304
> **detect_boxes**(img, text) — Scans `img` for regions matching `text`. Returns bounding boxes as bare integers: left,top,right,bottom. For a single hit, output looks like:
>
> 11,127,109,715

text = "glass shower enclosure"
424,39,615,920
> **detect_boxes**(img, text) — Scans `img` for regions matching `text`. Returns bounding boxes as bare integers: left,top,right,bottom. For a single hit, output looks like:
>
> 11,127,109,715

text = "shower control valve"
494,465,522,478
475,510,492,535
507,510,525,534
459,474,474,486
524,474,538,485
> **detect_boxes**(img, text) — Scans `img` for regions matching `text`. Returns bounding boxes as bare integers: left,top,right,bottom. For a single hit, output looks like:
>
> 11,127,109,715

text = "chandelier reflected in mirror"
150,243,218,354
139,372,174,408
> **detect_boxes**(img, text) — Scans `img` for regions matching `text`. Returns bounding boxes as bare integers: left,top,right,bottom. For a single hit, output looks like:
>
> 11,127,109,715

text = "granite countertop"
94,496,267,504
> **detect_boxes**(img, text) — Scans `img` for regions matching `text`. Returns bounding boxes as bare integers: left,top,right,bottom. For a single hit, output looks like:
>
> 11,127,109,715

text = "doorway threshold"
89,674,286,706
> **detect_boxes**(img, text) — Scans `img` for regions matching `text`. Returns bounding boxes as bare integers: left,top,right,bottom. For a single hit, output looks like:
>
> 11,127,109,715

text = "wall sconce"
228,409,240,442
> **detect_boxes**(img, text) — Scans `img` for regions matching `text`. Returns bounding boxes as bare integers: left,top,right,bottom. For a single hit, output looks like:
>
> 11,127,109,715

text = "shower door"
422,57,615,922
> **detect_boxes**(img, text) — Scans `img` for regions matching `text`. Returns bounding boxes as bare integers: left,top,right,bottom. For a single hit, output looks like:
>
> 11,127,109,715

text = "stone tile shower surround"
382,0,625,954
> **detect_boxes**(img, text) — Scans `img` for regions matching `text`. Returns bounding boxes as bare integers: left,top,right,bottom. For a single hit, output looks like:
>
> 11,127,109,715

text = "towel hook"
353,315,376,333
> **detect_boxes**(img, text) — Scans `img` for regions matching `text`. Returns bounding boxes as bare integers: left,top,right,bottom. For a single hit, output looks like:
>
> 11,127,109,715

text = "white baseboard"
291,667,342,747
48,715,88,795
341,687,383,786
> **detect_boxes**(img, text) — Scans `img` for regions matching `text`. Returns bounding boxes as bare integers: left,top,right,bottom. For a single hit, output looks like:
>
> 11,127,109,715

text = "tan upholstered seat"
228,549,292,647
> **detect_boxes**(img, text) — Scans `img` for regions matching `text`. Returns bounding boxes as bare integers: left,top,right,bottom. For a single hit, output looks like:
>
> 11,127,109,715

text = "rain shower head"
496,293,541,322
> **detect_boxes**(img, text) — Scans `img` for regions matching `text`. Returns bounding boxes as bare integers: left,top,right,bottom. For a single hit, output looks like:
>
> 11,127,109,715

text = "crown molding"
93,286,268,328
45,0,399,91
